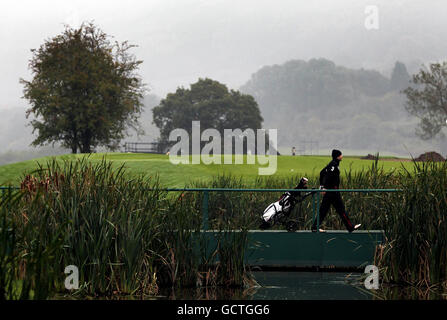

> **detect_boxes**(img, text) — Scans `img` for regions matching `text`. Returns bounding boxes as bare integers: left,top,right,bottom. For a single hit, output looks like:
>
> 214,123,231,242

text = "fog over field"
1,0,446,162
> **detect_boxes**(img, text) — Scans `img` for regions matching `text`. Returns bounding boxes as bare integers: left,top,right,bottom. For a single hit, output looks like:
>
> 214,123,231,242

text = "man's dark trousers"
312,191,354,232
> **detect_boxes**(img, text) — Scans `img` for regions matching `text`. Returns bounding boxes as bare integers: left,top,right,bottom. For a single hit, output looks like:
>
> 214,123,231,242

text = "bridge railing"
164,188,401,232
0,186,401,232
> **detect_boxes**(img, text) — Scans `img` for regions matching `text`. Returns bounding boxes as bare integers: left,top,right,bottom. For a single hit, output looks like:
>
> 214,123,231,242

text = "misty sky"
1,0,447,109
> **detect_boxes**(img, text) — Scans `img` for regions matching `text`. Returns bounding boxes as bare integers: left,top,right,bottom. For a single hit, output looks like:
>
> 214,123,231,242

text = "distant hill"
240,58,446,156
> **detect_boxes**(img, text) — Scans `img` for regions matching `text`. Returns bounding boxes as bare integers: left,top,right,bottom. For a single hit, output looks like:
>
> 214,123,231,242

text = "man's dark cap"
332,149,342,159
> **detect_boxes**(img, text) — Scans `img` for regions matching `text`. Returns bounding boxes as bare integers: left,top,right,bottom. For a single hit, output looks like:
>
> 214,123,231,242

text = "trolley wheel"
285,220,298,232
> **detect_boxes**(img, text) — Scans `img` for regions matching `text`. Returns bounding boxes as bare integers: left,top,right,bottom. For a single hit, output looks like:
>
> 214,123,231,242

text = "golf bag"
260,177,313,231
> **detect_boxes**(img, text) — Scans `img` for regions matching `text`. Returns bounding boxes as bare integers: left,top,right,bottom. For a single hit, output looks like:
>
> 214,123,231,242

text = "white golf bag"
260,177,311,230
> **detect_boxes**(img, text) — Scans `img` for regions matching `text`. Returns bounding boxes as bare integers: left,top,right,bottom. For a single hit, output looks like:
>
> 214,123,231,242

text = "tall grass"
0,190,20,299
0,187,64,299
8,158,169,297
375,160,447,289
0,157,253,299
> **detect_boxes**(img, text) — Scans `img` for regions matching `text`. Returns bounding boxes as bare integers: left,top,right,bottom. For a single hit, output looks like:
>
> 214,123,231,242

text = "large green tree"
152,78,263,152
21,22,146,153
404,62,447,140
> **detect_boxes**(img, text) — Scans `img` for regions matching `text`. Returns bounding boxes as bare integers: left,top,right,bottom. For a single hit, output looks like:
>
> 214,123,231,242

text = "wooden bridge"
168,187,393,270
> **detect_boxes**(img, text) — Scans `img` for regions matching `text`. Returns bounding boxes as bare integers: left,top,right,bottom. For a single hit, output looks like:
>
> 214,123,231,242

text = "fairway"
0,153,413,188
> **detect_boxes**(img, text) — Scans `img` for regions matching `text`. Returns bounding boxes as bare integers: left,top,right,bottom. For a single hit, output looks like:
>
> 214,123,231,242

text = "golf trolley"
259,177,316,232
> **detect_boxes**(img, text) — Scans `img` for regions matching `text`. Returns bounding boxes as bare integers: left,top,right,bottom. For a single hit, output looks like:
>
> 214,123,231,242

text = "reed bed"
374,160,447,289
0,157,252,299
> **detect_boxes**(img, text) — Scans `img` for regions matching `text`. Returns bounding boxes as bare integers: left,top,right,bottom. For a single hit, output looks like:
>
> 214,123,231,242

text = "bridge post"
202,191,209,230
316,190,320,232
311,192,315,231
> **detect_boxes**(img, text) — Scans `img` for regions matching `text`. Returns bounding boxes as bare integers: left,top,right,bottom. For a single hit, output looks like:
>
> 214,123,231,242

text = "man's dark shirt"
319,159,340,189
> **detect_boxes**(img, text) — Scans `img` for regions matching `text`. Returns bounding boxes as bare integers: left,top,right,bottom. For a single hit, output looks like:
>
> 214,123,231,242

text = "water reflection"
158,272,373,300
158,272,447,300
250,272,371,300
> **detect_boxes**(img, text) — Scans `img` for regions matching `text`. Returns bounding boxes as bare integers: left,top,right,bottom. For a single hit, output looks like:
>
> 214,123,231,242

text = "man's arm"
319,166,327,188
319,166,329,196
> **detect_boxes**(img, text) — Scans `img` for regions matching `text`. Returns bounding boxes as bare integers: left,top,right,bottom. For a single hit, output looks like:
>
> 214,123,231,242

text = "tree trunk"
80,145,91,153
80,129,92,153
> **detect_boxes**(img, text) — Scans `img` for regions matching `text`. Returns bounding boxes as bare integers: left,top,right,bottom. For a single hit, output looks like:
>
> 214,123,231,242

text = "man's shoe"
349,224,362,233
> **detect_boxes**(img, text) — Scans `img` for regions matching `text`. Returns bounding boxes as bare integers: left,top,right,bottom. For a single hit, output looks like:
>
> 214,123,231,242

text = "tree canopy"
152,78,263,151
21,22,146,153
403,62,447,140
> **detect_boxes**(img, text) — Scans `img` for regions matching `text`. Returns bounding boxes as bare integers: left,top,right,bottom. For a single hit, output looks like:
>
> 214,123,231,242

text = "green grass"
0,152,414,187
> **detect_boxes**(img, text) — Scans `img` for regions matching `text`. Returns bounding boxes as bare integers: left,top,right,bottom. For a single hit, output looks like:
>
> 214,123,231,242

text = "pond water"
158,271,445,300
158,271,373,300
249,271,371,300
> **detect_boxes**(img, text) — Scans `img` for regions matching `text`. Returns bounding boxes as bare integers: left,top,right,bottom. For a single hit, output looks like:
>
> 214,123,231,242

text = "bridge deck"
204,230,384,270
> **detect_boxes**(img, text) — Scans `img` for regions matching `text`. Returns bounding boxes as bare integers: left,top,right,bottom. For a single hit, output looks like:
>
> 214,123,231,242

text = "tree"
21,22,146,153
403,62,447,140
152,78,264,153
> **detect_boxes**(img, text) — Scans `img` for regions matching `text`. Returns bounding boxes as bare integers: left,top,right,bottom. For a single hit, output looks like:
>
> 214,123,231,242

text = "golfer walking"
312,149,361,232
